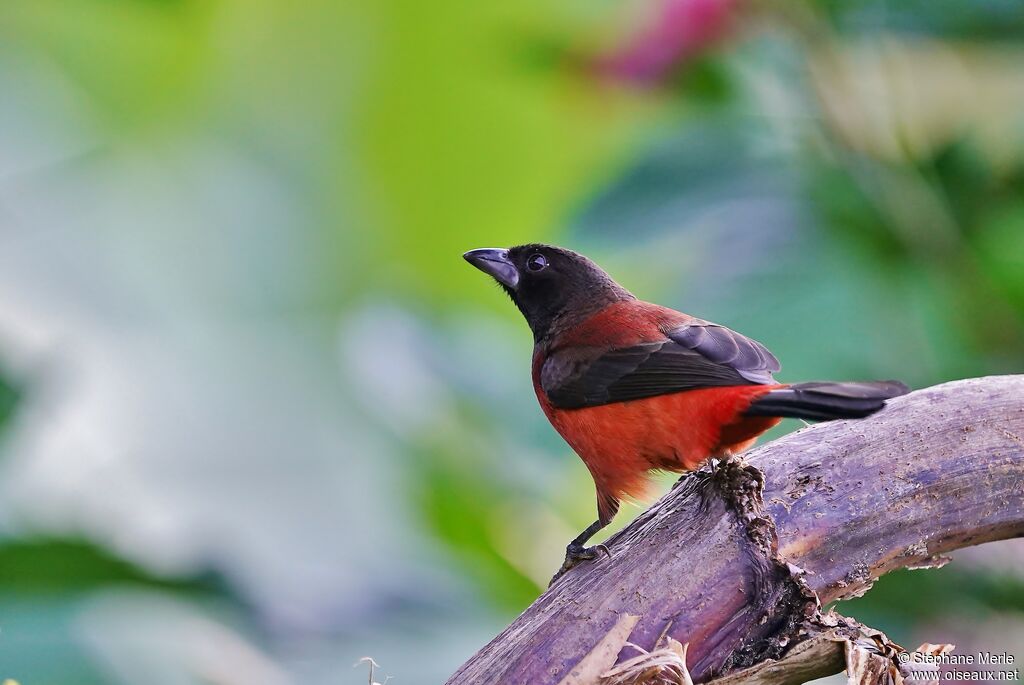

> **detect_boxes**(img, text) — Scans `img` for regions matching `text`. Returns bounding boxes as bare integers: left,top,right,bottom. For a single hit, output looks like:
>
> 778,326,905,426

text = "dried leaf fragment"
600,637,693,685
558,614,642,685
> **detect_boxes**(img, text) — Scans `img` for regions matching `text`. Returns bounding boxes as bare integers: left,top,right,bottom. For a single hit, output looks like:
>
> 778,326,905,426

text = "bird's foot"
548,542,611,587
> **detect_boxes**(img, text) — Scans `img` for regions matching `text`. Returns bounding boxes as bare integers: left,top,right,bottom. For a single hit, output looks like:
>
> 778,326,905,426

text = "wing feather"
542,320,780,409
668,320,780,384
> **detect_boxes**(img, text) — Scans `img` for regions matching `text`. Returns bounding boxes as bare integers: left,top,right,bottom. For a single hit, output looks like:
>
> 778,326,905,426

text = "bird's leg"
549,519,610,586
565,519,609,561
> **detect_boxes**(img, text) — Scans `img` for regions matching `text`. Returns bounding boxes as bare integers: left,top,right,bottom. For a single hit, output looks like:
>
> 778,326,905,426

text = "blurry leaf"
350,2,644,304
0,371,19,438
973,202,1024,308
2,0,207,129
815,0,1024,40
413,442,541,610
0,537,226,597
837,565,1024,644
817,0,1024,40
928,141,996,234
808,161,909,264
804,129,1024,371
808,37,1024,168
667,54,736,104
0,538,237,685
569,118,794,243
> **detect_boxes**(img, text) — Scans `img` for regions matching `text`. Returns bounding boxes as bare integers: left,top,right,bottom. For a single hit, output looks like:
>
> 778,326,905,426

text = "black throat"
506,271,635,347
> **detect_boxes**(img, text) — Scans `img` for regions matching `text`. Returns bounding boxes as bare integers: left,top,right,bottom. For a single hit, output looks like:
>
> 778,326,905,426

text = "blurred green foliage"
1,0,1023,683
0,374,17,441
841,567,1024,644
0,538,221,596
0,540,229,684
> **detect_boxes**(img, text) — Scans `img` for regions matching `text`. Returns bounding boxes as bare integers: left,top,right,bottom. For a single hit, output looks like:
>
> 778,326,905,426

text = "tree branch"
446,376,1024,685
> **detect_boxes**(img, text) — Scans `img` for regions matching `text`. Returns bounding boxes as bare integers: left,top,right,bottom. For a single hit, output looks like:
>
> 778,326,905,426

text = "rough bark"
446,375,1024,685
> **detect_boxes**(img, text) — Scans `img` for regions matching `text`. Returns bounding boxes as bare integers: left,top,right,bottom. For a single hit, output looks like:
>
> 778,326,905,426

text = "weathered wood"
761,376,1024,602
446,376,1024,685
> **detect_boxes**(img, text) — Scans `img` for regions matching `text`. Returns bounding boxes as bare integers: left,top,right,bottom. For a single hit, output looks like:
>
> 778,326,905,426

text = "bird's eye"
527,254,548,272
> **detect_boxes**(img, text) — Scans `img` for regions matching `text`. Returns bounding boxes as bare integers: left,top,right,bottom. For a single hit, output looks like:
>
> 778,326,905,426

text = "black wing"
541,320,780,410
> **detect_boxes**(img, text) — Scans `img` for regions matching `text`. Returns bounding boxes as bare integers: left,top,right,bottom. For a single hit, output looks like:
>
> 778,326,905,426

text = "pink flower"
594,0,740,85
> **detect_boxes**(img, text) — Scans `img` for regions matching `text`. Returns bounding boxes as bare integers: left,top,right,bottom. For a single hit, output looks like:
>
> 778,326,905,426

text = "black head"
463,244,634,343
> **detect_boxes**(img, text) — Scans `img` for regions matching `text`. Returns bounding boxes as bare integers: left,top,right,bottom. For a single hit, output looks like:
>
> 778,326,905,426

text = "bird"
463,244,908,583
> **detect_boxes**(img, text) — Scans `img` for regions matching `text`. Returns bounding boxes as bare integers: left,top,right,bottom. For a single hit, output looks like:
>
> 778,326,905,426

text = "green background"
0,0,1023,682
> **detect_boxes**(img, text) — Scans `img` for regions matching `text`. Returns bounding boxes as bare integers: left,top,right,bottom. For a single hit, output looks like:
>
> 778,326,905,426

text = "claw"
548,542,612,586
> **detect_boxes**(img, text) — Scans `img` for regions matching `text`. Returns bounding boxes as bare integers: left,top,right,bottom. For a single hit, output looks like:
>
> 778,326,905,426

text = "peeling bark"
445,376,1024,685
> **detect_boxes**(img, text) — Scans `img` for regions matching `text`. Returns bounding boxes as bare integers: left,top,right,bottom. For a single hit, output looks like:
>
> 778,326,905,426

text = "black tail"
744,381,910,421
